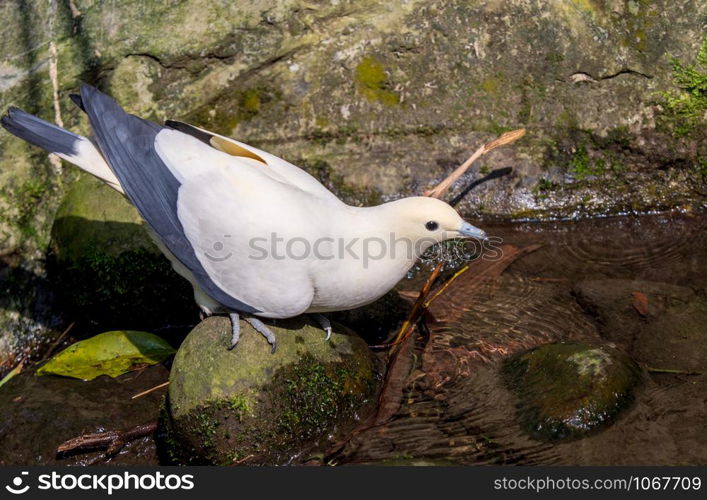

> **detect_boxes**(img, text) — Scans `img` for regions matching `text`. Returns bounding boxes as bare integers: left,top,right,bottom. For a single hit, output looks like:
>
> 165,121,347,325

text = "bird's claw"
313,314,332,341
244,316,277,354
228,313,241,350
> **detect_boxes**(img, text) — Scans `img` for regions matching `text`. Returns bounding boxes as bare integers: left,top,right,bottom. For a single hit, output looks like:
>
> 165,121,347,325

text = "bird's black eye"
425,221,439,231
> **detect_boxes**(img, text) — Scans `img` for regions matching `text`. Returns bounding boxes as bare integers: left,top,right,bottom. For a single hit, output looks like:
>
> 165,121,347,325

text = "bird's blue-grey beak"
458,221,487,240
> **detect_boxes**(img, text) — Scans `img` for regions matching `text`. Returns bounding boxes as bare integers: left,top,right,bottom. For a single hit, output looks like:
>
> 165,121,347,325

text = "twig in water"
131,381,170,400
425,129,525,199
423,265,470,308
647,367,702,376
39,322,76,364
57,421,158,457
371,262,444,350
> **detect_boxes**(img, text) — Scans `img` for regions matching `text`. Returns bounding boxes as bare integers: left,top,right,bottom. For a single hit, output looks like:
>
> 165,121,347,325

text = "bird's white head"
381,196,487,256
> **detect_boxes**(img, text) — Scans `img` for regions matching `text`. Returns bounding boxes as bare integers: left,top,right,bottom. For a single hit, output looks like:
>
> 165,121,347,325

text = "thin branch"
425,129,526,199
57,421,158,457
370,263,444,350
131,381,169,400
38,322,75,364
647,367,702,376
0,361,24,389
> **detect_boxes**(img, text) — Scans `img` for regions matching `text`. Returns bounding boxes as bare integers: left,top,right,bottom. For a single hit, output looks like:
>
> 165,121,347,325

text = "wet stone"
503,343,643,441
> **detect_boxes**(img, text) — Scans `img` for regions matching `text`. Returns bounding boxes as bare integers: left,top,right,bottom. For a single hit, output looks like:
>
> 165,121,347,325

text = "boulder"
504,343,643,441
48,173,196,330
1,0,705,262
161,316,378,465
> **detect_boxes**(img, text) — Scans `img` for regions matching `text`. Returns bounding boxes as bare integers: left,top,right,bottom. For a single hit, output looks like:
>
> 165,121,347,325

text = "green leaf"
37,331,175,381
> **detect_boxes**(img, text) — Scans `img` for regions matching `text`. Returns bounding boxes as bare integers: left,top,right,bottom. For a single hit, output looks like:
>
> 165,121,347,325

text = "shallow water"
335,212,707,465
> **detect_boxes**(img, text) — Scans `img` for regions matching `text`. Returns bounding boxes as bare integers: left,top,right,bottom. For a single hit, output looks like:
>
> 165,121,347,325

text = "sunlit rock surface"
1,0,705,260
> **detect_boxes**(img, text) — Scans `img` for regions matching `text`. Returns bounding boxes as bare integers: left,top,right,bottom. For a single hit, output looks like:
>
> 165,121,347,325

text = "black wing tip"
69,93,85,112
2,106,28,123
0,107,78,156
164,120,213,145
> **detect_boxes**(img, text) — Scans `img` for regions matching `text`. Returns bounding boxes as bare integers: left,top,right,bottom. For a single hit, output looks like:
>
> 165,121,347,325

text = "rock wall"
1,0,705,258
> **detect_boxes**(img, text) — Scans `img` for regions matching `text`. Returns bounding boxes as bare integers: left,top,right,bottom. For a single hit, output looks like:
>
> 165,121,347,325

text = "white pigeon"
1,84,487,352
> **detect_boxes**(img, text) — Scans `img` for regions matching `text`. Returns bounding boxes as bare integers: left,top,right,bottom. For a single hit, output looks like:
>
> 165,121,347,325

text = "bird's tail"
0,106,122,192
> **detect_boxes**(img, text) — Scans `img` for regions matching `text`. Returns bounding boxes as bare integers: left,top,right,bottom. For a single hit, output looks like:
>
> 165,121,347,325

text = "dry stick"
382,129,526,348
370,262,444,350
647,367,702,376
57,421,158,457
39,322,76,364
131,381,170,400
424,129,526,199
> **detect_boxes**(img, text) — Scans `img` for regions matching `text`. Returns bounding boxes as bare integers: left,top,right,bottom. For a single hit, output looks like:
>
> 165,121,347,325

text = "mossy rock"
161,316,378,465
48,174,195,330
504,343,643,441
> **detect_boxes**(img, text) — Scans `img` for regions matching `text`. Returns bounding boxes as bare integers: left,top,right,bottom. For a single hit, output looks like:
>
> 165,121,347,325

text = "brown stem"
131,381,170,400
57,421,158,457
425,129,526,199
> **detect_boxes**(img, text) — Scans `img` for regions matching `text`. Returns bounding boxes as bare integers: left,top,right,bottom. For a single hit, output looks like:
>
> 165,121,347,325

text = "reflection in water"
336,213,706,465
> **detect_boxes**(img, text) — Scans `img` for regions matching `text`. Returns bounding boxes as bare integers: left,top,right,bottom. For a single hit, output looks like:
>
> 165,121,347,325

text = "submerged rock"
504,343,643,441
48,173,196,330
0,364,167,465
633,298,707,375
161,316,378,465
573,279,696,348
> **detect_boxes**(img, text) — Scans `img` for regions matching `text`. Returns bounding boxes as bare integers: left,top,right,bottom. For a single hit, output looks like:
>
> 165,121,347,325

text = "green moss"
569,144,591,178
568,144,607,179
11,177,51,242
185,86,280,135
355,56,399,106
162,317,377,465
533,177,559,201
241,89,262,114
504,343,642,441
698,157,707,178
480,76,502,95
274,354,361,439
657,37,707,137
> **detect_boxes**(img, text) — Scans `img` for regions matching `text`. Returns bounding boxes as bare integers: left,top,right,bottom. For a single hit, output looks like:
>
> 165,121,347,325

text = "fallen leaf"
631,291,649,317
0,361,24,389
37,331,175,381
